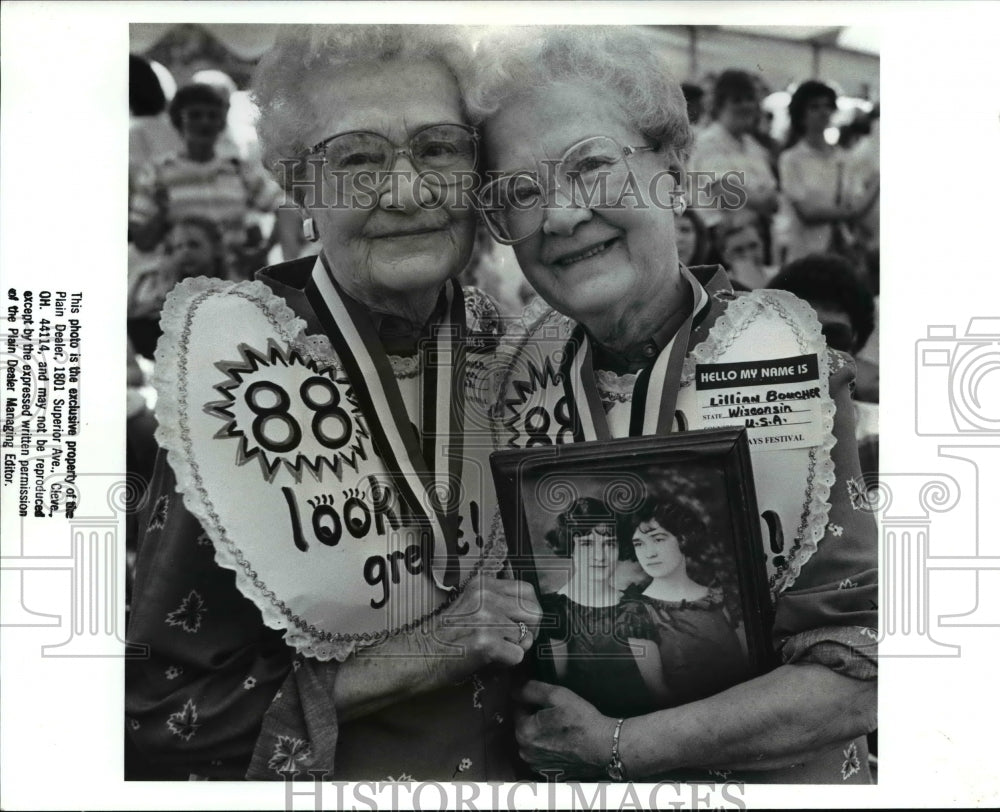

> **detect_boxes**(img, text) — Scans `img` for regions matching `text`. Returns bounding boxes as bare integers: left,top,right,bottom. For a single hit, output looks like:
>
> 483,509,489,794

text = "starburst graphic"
207,339,370,483
502,355,566,448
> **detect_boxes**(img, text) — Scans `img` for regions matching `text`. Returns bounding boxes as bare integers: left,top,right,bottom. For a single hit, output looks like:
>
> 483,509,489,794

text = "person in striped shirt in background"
129,82,281,280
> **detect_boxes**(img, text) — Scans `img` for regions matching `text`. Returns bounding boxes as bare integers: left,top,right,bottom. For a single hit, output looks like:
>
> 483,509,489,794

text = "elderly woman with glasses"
474,27,877,783
126,25,541,782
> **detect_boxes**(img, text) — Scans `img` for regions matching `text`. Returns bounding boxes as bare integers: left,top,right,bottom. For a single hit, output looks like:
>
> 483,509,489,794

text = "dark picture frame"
491,428,775,718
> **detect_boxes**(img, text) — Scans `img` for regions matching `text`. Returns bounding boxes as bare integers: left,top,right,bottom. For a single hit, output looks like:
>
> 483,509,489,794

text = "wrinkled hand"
433,574,542,671
515,680,616,779
338,576,541,721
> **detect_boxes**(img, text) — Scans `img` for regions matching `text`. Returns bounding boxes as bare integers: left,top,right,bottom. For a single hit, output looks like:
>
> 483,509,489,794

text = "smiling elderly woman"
474,27,877,784
126,25,540,781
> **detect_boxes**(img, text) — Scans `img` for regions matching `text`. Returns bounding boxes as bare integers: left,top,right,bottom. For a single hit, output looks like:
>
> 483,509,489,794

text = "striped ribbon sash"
305,256,466,589
559,269,708,441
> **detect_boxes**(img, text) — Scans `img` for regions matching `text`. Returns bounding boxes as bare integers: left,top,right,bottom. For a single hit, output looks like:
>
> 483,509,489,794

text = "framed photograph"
491,428,775,719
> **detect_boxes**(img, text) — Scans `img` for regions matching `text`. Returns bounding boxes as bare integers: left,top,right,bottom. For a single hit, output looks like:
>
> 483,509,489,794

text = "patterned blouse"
125,260,511,781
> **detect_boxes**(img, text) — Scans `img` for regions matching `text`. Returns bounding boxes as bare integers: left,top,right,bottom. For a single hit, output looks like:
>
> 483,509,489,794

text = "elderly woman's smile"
484,80,685,342
362,212,454,242
546,234,623,268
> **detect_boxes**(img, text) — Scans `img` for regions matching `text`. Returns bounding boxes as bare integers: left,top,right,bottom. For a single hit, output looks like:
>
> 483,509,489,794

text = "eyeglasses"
307,123,479,183
478,135,656,245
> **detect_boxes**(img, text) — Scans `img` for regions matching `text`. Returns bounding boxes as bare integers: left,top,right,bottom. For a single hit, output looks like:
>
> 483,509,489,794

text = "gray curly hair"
252,24,476,192
468,26,692,162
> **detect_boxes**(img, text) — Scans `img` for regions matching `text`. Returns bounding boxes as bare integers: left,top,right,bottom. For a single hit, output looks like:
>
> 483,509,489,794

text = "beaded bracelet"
606,717,628,781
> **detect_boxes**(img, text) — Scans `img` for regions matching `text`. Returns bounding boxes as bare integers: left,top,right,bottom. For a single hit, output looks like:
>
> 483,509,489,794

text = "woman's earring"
302,217,318,242
671,193,687,217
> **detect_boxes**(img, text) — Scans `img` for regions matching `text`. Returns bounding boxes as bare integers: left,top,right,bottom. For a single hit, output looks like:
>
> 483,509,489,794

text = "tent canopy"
645,25,879,98
718,25,879,55
131,23,878,98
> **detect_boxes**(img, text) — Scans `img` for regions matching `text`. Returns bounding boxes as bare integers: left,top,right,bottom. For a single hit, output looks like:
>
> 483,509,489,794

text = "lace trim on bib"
292,333,419,379
682,289,837,593
155,278,354,658
155,277,506,661
519,295,559,335
594,368,638,406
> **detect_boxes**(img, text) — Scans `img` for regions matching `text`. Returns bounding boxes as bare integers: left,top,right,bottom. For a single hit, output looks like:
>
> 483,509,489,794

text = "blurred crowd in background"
125,27,880,606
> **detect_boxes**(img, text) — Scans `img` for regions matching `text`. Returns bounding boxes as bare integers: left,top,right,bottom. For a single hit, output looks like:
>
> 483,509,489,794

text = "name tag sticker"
695,353,823,451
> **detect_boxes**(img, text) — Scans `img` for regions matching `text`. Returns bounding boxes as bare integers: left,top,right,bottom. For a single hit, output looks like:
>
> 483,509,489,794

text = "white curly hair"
468,26,692,162
252,24,476,190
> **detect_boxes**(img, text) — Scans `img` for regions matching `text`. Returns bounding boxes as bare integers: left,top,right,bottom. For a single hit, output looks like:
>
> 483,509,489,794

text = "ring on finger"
516,621,529,644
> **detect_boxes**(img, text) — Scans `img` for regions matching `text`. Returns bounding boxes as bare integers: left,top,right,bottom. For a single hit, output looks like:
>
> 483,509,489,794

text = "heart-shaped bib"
154,277,501,660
